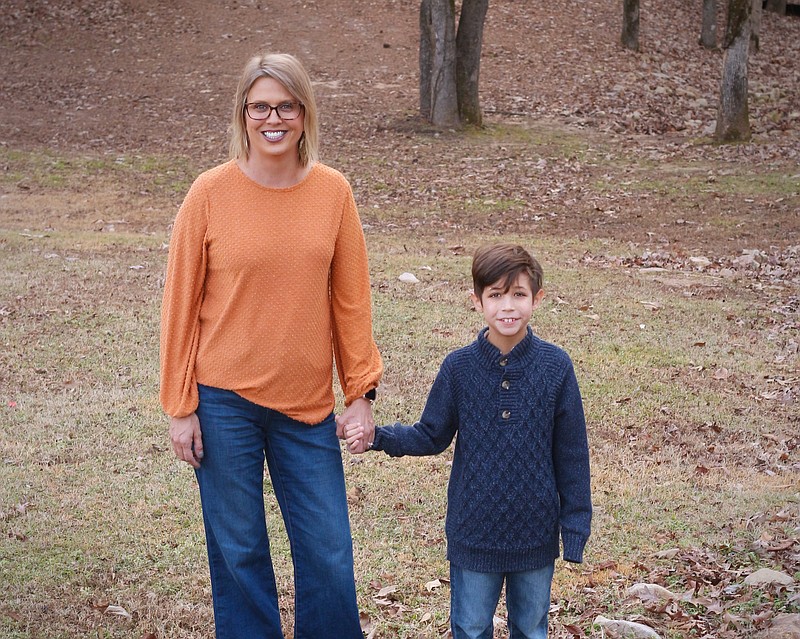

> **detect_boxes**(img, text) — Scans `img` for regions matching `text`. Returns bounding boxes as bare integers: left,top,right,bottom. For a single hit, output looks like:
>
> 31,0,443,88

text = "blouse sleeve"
329,183,383,405
159,178,209,418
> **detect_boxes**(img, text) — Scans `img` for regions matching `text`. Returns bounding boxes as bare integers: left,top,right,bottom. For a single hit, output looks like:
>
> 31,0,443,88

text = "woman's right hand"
169,413,204,469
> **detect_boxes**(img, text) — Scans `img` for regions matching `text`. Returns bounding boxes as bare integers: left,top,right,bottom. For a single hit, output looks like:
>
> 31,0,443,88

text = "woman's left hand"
336,397,374,453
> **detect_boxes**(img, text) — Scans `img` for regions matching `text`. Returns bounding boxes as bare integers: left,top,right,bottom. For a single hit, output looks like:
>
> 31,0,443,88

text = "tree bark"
621,0,640,51
764,0,787,15
419,0,433,120
700,0,717,49
455,0,489,126
750,0,761,52
715,0,751,142
419,0,460,127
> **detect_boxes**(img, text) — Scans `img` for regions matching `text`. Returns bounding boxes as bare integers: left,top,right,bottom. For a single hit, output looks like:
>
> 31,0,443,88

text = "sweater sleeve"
552,359,592,563
159,178,209,418
330,182,383,404
372,359,458,456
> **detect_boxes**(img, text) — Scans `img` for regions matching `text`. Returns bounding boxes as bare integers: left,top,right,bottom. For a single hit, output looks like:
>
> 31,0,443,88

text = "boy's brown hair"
471,243,544,299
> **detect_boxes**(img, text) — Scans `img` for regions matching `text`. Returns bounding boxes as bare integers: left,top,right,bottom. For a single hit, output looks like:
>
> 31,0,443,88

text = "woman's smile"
261,130,288,142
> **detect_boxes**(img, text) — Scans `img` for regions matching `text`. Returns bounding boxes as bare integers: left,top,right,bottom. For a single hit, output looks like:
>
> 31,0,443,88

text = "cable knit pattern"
160,160,383,423
373,327,591,572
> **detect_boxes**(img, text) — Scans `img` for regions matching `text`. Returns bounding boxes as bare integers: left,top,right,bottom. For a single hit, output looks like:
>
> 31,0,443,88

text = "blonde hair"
228,53,319,165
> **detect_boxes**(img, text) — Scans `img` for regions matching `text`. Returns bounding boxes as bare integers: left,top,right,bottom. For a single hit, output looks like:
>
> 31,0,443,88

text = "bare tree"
419,0,459,127
700,0,717,49
455,0,489,126
751,0,762,52
621,0,640,51
419,0,489,128
715,0,752,142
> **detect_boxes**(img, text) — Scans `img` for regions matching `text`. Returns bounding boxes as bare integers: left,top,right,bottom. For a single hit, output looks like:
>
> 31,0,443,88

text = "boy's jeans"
450,562,555,639
194,384,363,639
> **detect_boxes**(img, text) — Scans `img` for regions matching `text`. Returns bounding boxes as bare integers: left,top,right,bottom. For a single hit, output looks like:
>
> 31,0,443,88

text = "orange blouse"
160,160,383,424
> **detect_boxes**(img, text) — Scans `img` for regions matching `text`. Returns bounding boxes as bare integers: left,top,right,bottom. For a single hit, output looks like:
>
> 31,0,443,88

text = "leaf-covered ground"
2,0,799,258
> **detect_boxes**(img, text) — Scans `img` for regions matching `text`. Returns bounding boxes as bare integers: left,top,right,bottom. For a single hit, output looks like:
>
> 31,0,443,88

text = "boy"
344,243,591,639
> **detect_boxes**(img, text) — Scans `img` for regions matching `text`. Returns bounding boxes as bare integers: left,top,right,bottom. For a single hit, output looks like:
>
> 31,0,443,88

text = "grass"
0,140,798,639
0,147,196,197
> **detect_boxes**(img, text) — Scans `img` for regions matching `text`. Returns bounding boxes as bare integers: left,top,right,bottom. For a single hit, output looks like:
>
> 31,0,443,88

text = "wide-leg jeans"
450,562,555,639
194,384,363,639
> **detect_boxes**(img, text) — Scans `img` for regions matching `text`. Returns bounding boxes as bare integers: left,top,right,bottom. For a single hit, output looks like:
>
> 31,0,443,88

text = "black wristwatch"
363,388,376,403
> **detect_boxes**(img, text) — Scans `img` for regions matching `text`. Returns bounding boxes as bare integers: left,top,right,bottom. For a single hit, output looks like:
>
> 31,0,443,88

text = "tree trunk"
455,0,489,126
419,0,433,120
419,0,460,127
621,0,640,51
700,0,717,49
764,0,787,15
715,0,751,142
750,0,761,52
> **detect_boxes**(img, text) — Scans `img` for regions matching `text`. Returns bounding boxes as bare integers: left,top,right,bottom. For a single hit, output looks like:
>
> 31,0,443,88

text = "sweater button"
501,380,510,390
499,358,508,366
501,410,511,419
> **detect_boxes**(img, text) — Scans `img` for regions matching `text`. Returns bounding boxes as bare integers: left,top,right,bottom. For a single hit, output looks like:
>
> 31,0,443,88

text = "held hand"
343,421,367,454
337,397,375,454
169,413,204,469
335,414,368,454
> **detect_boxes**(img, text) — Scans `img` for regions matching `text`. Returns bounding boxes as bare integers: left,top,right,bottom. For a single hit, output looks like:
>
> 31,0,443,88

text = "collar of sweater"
474,326,540,369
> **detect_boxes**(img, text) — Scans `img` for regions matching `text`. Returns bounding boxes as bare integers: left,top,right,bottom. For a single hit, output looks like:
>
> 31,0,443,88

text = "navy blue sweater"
372,327,592,573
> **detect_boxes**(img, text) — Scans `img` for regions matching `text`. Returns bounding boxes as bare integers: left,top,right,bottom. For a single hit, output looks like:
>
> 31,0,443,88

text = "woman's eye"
253,103,269,112
278,102,294,112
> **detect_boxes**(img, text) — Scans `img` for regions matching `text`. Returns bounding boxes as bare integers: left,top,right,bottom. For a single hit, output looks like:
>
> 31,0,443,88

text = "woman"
160,52,382,639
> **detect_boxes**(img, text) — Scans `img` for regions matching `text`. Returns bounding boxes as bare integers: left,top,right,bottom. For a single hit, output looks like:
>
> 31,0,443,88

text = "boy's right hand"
343,421,371,454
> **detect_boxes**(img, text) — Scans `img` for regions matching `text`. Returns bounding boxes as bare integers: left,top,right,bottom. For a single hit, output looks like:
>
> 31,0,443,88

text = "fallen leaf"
424,578,442,591
764,539,797,552
627,582,679,602
346,486,364,505
376,584,399,598
104,604,131,619
359,612,375,638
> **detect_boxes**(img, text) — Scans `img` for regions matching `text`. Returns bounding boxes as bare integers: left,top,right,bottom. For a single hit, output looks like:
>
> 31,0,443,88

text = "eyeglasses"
244,101,304,121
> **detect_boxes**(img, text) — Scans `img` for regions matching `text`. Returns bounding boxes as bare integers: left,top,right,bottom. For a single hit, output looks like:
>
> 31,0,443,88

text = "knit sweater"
372,327,591,572
160,160,383,423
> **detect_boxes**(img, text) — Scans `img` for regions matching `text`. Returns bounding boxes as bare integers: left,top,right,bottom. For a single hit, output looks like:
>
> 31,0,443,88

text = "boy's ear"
532,288,546,309
470,290,482,312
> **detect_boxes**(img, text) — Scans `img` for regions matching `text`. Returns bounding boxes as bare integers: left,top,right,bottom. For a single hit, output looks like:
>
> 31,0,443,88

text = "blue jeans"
450,563,555,639
194,384,363,639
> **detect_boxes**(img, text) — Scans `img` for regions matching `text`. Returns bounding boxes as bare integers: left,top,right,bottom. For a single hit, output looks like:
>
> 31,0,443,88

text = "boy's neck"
485,326,528,355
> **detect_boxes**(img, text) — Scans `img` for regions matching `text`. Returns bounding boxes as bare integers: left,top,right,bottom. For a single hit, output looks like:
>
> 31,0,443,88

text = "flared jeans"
194,384,363,639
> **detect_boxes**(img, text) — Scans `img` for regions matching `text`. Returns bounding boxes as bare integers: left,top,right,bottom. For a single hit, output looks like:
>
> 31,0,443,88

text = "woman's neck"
237,155,313,189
